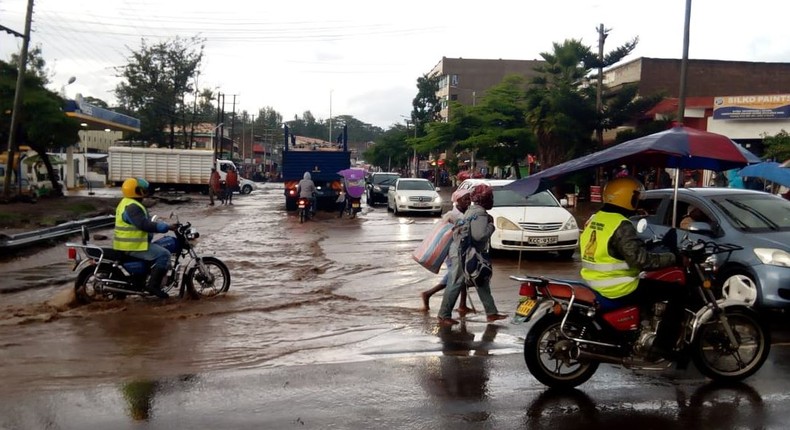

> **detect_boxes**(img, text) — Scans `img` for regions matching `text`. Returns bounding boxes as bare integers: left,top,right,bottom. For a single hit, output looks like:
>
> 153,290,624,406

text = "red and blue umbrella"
507,126,760,197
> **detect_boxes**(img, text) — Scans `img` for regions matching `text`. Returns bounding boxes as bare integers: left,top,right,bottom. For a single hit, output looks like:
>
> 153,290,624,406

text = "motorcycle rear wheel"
185,256,231,298
691,307,770,382
74,264,125,304
524,314,600,389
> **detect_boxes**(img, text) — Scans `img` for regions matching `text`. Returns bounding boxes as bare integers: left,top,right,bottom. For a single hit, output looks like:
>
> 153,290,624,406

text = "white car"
387,178,442,216
457,179,579,258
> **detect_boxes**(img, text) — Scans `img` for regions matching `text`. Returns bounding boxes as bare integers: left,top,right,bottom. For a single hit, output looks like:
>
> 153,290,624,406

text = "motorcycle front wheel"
184,256,231,298
524,314,600,389
691,307,770,382
74,264,125,304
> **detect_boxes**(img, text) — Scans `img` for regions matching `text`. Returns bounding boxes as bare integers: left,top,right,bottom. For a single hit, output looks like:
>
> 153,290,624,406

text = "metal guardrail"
0,215,115,250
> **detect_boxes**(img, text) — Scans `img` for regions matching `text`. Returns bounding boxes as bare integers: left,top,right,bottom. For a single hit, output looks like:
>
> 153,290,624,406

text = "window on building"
450,94,458,101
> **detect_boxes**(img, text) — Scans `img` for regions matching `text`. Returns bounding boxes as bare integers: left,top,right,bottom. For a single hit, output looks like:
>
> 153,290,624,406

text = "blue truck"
282,125,350,211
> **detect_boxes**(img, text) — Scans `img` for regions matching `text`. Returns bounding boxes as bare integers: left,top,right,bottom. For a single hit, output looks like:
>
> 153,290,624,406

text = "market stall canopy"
506,126,760,196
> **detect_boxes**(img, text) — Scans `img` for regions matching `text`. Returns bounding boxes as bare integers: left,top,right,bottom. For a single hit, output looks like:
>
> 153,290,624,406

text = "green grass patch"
0,211,24,224
66,202,98,215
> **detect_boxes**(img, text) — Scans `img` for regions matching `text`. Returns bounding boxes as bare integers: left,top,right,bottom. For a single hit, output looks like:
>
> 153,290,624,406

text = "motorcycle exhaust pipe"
103,285,141,296
573,349,626,365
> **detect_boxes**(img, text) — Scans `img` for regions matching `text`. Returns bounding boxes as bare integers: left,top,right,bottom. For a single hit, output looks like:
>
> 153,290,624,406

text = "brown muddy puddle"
0,183,572,391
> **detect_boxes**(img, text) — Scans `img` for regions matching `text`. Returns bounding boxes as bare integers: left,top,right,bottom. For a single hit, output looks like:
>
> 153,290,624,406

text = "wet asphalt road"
1,182,790,429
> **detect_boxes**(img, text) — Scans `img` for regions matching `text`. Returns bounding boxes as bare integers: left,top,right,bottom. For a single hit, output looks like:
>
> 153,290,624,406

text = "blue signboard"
63,96,141,132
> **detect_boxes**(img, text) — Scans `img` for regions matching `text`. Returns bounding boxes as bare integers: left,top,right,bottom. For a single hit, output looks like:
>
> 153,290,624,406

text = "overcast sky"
1,0,789,130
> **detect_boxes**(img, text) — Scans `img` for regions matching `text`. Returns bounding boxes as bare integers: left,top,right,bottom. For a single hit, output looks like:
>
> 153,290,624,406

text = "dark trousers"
620,278,687,350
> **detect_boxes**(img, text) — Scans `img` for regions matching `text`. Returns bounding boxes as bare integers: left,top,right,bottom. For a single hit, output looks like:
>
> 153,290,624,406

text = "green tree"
115,37,204,148
460,75,536,178
0,60,81,195
411,73,442,136
525,39,598,169
763,130,790,162
364,125,411,171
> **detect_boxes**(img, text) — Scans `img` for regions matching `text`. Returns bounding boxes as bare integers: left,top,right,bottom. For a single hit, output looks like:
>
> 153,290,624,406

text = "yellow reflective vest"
579,211,639,298
113,198,149,251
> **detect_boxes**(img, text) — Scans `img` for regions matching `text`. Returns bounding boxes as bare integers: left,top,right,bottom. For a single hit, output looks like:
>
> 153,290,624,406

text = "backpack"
456,214,493,288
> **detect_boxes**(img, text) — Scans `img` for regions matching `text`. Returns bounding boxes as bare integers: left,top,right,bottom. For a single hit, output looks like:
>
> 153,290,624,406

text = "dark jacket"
601,204,676,271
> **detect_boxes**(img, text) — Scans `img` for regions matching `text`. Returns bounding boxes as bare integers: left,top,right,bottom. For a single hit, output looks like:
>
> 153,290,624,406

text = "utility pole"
214,92,222,158
230,94,237,160
3,0,34,198
220,94,226,158
677,0,692,125
595,23,609,147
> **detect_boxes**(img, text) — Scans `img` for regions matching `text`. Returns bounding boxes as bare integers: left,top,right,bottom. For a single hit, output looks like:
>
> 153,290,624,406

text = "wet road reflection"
1,182,790,427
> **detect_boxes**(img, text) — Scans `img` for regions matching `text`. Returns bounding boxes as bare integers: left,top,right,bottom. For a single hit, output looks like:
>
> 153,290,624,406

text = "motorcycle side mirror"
636,218,649,234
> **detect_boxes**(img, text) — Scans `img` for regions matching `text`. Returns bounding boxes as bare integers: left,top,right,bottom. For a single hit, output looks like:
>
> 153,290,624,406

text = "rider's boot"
145,267,169,299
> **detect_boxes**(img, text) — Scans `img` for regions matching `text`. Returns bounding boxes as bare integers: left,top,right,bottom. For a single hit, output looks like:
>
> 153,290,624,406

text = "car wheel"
393,203,399,216
719,270,759,306
241,184,252,194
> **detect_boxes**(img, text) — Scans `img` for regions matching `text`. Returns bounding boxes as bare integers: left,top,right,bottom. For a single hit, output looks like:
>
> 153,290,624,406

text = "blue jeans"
438,251,498,318
127,243,170,271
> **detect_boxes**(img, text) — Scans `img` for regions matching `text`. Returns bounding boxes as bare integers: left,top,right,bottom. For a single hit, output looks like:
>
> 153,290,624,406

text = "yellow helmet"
121,177,151,198
603,176,644,211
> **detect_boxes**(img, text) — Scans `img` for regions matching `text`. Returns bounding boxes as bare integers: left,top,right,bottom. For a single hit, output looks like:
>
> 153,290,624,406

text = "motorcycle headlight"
754,248,790,267
496,217,520,231
701,254,717,271
186,227,200,240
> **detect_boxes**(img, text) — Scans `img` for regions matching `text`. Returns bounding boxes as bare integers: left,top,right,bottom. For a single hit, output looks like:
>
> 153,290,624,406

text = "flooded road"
0,183,549,389
2,182,790,428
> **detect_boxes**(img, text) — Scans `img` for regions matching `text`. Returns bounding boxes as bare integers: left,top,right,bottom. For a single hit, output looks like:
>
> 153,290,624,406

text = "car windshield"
398,180,434,191
373,174,399,186
711,194,790,231
492,187,558,207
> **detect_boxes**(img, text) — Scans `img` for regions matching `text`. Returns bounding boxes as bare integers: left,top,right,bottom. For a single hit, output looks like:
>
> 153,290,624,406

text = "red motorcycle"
512,222,770,389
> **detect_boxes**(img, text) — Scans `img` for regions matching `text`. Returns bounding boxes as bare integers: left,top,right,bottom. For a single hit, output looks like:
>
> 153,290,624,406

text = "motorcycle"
66,218,231,303
297,197,313,223
512,220,770,389
344,195,362,218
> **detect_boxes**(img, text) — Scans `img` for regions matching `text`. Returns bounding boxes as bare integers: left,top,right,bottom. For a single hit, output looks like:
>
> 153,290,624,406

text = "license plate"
298,203,306,208
528,236,558,245
352,202,360,208
414,202,429,207
516,299,537,317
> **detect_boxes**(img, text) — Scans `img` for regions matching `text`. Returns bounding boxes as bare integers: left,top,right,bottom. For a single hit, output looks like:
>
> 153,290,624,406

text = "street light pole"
212,123,224,158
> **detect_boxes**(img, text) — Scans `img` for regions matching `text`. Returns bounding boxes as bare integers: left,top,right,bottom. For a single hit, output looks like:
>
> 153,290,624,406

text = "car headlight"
562,217,579,231
754,248,790,267
373,185,382,192
433,195,442,203
496,217,520,231
399,195,409,203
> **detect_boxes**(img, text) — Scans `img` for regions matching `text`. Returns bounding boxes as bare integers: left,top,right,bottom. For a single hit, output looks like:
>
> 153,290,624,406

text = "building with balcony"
428,57,545,120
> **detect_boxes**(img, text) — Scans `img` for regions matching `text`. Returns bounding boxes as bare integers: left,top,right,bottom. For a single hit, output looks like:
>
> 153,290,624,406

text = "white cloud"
1,0,789,129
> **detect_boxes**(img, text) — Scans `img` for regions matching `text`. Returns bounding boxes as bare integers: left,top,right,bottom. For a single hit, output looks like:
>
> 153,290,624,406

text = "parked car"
634,187,790,309
238,177,255,194
457,179,579,258
366,172,400,206
387,178,442,216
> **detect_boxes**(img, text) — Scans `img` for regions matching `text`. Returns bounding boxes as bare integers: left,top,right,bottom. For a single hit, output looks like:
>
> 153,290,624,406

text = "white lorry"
107,146,255,194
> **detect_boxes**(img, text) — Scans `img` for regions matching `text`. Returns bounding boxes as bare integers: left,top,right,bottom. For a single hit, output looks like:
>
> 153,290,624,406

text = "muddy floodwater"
0,183,577,393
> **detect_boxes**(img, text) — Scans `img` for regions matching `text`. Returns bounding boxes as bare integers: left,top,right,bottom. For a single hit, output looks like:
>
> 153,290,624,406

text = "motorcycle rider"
113,177,176,299
297,171,318,215
580,176,684,359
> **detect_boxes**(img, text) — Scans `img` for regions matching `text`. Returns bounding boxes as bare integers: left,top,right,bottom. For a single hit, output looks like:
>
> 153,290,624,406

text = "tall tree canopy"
115,36,204,148
0,59,81,195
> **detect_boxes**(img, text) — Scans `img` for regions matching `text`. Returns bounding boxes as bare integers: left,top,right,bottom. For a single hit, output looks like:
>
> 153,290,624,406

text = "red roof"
253,144,265,153
645,97,714,117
